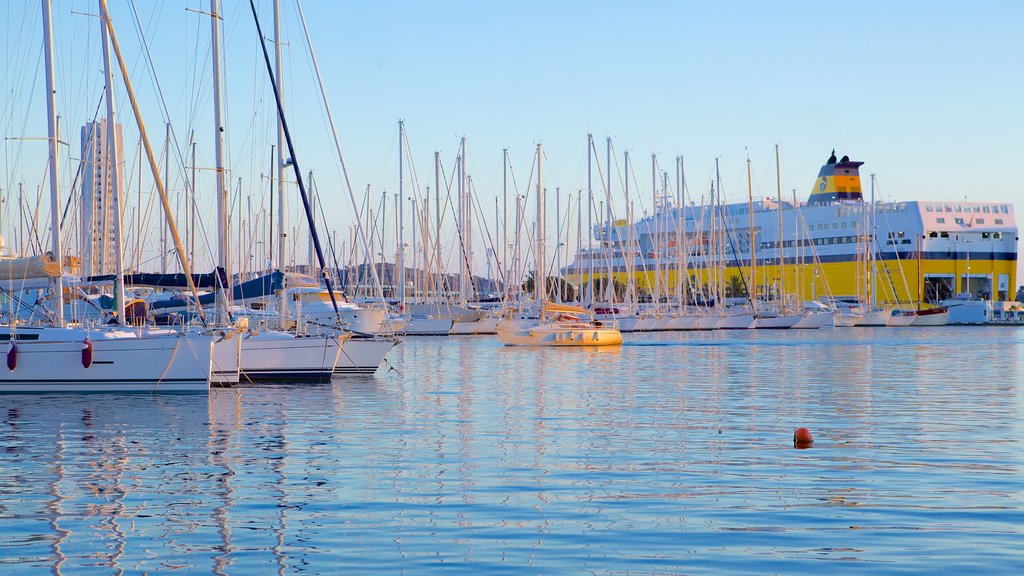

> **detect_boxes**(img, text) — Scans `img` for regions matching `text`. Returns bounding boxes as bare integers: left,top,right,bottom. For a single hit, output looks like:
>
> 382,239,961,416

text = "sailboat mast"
535,143,544,304
162,123,169,274
211,0,230,325
398,120,405,309
775,145,784,307
274,0,287,325
502,148,508,288
870,174,878,308
746,156,757,312
459,137,468,306
586,134,593,302
434,151,443,304
42,0,64,326
100,1,126,325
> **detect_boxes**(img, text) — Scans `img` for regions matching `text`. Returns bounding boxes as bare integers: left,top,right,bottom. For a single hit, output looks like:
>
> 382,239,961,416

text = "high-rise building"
80,119,123,277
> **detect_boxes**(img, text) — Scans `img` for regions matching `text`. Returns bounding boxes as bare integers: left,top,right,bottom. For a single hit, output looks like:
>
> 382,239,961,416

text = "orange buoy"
82,338,93,368
793,427,814,448
6,343,16,371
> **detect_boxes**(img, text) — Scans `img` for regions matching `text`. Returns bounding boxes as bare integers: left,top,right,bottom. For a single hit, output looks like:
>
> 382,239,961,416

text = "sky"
2,0,1022,288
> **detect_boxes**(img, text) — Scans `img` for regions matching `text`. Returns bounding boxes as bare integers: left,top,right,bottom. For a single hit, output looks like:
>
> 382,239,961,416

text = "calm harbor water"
2,327,1022,574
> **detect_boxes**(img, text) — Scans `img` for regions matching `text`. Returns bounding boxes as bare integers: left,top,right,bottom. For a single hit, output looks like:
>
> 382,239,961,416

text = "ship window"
936,217,945,223
982,232,990,239
955,204,962,212
994,232,1002,239
929,231,938,238
995,219,1003,225
832,223,839,229
945,205,952,212
1001,205,1009,213
940,232,949,238
973,205,981,212
901,239,911,244
954,217,964,225
898,231,905,238
976,218,984,224
983,206,990,213
925,204,933,212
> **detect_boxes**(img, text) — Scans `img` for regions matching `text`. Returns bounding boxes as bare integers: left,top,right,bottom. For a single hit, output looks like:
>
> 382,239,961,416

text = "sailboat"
496,144,623,347
1,0,213,393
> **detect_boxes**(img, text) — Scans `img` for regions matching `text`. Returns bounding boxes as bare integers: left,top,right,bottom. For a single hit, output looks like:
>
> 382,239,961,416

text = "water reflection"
0,327,1021,573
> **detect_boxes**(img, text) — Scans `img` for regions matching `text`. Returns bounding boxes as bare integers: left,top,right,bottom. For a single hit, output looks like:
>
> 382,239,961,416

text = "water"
2,327,1022,574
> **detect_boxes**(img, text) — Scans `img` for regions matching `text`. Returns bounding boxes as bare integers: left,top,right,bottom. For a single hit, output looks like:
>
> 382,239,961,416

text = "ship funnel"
807,151,865,205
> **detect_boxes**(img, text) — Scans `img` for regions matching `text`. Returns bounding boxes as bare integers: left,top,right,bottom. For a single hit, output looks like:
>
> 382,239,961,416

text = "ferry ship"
565,152,1018,307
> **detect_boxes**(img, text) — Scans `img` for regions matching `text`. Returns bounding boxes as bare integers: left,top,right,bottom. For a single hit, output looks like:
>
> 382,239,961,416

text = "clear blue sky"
2,1,1021,287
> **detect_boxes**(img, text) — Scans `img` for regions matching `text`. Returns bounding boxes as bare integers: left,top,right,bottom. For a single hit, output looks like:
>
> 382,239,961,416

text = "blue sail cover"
149,271,285,311
85,271,224,288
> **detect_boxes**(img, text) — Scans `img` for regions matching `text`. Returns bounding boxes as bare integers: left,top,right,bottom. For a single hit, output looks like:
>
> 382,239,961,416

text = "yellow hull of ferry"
568,257,1016,306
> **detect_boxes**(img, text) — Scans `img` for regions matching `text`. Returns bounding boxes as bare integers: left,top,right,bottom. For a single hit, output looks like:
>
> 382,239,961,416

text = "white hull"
910,311,950,327
886,313,917,327
791,312,834,329
694,314,723,330
665,315,700,330
834,312,861,327
857,309,892,327
334,337,397,375
239,332,342,382
472,315,499,334
211,331,242,384
449,321,480,335
754,313,802,329
403,317,454,335
0,328,212,393
633,317,660,332
719,313,756,329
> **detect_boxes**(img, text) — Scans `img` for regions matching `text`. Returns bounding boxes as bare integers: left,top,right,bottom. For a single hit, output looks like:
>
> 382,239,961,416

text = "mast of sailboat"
274,0,287,327
458,137,468,306
535,143,544,305
161,123,169,274
870,173,878,309
398,120,405,310
249,0,342,320
746,155,757,314
624,150,633,304
434,151,443,307
586,133,593,303
502,148,508,292
211,0,230,326
775,144,784,310
41,0,64,327
100,0,126,325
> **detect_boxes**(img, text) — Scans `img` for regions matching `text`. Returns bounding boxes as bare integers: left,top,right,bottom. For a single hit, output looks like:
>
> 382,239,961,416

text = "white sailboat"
2,0,213,393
